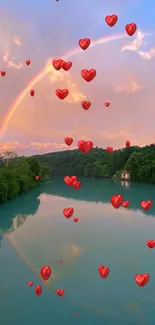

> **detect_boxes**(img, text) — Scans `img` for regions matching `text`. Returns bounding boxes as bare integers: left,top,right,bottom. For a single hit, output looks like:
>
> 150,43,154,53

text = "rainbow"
0,32,127,138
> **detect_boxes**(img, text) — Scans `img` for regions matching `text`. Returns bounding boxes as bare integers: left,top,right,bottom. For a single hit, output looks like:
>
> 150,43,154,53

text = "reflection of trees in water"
43,178,155,217
0,178,155,237
10,214,28,231
0,231,3,247
0,186,41,235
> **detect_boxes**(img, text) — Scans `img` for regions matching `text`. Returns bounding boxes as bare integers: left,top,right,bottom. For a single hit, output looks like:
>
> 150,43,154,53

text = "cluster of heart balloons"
28,265,65,296
28,15,136,101
62,140,132,226
98,265,150,287
105,14,137,36
64,137,130,153
54,192,152,289
52,37,111,108
64,175,81,190
111,194,152,211
58,33,131,151
110,194,153,287
1,59,31,77
0,58,37,98
2,4,150,298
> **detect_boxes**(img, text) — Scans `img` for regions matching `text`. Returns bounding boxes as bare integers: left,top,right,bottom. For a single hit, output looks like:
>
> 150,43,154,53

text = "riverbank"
1,143,155,204
0,156,50,204
34,145,155,184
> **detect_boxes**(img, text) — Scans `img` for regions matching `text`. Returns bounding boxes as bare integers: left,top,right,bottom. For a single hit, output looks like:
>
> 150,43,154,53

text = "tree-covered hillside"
0,153,50,203
0,143,155,204
34,144,155,183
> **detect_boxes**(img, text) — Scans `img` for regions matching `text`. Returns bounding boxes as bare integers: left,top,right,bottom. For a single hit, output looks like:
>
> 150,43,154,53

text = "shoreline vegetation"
0,144,155,204
0,154,50,204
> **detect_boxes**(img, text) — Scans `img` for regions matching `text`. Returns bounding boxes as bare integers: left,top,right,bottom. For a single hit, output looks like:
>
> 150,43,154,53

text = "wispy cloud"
0,141,77,154
114,80,143,94
7,59,23,70
2,51,24,69
3,51,9,62
26,142,75,150
121,30,145,52
0,141,21,151
138,48,155,60
100,130,132,141
121,29,155,61
13,36,23,47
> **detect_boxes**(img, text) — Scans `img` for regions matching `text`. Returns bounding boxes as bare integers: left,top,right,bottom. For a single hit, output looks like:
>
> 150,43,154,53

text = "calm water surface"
1,178,155,325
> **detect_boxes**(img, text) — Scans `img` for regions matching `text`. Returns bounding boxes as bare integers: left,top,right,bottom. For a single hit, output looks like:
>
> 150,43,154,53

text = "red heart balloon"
56,289,65,297
35,175,40,180
79,38,90,50
35,285,42,296
64,137,73,146
61,61,72,71
125,23,137,36
111,194,123,209
106,146,113,152
104,101,110,107
53,59,63,70
64,176,77,186
40,265,52,281
26,59,31,66
73,218,79,223
98,265,110,279
81,69,96,82
122,200,130,208
55,89,69,100
73,180,81,190
81,101,91,110
140,200,152,210
125,140,130,147
146,240,155,249
30,89,35,96
105,14,118,27
98,265,103,272
1,71,6,77
28,281,33,287
134,273,150,287
78,140,93,153
63,207,74,219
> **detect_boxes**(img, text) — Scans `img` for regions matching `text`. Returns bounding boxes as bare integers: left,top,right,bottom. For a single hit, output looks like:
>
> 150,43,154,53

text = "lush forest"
34,144,155,183
0,144,155,204
0,151,50,203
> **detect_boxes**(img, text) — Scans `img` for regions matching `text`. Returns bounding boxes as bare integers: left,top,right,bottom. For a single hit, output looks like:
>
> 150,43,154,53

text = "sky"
0,0,155,156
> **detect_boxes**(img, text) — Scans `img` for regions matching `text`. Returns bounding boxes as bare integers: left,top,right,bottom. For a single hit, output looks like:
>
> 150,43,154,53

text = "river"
0,178,155,325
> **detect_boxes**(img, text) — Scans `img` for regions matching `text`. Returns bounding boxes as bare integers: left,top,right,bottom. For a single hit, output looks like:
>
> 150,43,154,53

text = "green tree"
0,152,50,204
1,150,18,167
25,157,41,177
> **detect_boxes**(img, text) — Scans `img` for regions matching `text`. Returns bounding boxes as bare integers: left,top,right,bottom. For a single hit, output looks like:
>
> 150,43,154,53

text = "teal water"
0,178,155,325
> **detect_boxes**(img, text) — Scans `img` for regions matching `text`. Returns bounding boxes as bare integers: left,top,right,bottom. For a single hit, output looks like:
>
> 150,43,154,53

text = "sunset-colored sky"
0,0,155,156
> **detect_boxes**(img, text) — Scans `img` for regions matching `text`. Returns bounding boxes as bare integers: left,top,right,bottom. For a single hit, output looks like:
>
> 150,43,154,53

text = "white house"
121,170,130,180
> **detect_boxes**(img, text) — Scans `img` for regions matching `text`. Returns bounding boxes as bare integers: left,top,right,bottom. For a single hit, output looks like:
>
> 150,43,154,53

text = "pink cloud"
0,141,77,155
0,10,155,155
138,48,155,60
